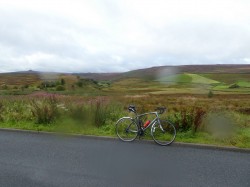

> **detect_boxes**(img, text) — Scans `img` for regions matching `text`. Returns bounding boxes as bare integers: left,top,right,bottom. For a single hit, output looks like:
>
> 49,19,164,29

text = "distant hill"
74,73,120,81
0,72,40,86
75,64,250,81
0,64,249,86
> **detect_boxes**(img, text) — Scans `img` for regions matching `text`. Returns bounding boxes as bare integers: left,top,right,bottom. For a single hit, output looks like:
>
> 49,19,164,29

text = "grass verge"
0,121,249,149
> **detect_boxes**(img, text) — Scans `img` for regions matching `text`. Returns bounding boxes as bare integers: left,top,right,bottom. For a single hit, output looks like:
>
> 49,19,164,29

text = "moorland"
0,64,249,148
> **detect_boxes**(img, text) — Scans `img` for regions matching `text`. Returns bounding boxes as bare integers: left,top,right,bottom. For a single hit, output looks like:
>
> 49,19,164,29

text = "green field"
158,73,219,85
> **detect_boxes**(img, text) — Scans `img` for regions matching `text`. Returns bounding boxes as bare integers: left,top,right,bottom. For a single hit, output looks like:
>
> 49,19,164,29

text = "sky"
0,0,250,73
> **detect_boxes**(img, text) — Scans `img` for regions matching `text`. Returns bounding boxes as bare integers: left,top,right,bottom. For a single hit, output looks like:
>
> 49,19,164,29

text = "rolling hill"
75,64,250,81
0,65,249,95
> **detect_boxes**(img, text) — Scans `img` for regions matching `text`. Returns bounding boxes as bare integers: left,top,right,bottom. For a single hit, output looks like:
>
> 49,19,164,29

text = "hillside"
0,72,40,86
157,73,220,85
0,65,249,95
75,64,250,81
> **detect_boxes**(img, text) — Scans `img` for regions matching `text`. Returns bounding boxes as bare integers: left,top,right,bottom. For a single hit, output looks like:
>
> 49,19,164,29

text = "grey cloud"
0,1,250,73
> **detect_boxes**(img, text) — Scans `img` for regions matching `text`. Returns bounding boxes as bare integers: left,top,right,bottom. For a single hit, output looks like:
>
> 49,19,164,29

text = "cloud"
0,0,250,73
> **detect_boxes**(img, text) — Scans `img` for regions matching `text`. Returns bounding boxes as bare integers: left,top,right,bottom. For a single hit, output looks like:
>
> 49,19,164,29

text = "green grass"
157,73,219,84
0,121,249,148
186,74,220,84
237,81,250,88
212,81,250,93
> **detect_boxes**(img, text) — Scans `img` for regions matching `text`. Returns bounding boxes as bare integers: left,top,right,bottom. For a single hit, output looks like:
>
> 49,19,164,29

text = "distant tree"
13,86,18,90
40,81,57,89
229,83,240,89
61,78,65,85
208,90,214,98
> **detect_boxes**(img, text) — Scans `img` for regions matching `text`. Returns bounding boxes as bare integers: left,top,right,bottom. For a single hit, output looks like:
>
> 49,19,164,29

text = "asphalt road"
0,130,249,187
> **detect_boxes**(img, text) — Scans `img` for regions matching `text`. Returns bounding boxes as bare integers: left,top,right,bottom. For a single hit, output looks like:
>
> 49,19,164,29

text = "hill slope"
0,64,249,87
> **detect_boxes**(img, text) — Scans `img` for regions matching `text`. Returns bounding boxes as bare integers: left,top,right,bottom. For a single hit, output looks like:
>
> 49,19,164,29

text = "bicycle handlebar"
155,107,167,114
128,105,166,114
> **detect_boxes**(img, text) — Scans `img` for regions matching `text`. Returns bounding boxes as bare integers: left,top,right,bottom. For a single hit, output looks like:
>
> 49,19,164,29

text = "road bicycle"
116,105,176,146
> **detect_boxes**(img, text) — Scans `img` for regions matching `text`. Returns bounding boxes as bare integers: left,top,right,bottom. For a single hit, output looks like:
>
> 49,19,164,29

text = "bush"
1,84,8,90
61,79,65,85
170,107,206,133
76,81,83,87
31,96,59,124
0,102,3,121
56,85,65,91
208,90,214,98
229,83,240,89
91,101,124,127
40,81,57,89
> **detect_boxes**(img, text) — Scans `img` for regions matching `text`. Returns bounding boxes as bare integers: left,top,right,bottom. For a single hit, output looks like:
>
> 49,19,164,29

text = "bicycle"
116,105,176,146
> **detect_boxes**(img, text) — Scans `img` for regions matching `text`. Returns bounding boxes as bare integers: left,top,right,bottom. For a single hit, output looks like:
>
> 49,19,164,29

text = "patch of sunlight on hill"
186,74,220,84
237,81,250,88
157,73,219,85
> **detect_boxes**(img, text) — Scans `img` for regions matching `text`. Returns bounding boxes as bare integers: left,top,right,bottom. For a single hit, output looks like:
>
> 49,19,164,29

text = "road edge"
1,127,250,153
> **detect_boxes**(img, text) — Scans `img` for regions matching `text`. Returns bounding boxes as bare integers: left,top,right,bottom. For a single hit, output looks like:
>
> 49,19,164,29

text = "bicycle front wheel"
151,119,176,146
116,117,138,142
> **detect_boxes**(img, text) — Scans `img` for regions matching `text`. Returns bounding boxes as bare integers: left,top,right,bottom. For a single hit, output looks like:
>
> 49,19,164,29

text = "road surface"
0,130,249,187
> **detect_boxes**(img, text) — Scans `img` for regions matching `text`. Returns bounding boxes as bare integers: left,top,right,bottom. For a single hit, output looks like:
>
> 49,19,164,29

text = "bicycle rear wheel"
151,119,176,146
116,117,138,142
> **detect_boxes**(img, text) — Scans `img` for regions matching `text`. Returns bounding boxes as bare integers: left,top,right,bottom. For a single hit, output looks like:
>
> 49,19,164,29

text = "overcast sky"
0,0,250,73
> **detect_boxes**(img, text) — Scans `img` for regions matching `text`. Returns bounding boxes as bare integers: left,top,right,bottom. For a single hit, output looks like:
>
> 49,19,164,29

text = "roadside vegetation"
0,67,249,148
0,93,249,148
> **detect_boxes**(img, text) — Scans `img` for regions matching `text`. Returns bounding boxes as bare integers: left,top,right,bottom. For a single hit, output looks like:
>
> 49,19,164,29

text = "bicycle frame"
134,111,162,132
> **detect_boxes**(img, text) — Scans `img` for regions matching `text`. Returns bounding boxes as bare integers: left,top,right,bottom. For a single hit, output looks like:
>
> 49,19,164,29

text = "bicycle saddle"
128,105,136,113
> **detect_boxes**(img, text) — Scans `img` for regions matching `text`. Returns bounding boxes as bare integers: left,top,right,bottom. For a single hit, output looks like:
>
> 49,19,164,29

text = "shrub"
229,83,240,89
31,96,59,124
91,100,123,127
193,107,206,132
1,84,8,90
208,90,214,98
76,81,83,87
171,107,206,133
0,102,3,121
56,85,65,91
61,78,65,85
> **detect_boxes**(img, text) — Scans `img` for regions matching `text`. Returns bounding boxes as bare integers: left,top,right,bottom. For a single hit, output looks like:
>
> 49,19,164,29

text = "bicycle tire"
151,119,176,146
116,117,138,142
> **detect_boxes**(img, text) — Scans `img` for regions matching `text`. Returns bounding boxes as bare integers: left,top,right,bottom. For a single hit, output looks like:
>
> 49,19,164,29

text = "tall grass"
168,107,206,133
31,96,58,124
0,101,3,121
0,93,249,147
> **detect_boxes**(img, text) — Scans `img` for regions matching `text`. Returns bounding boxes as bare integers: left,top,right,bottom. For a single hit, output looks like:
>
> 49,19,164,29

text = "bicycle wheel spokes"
151,120,176,146
116,118,138,142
